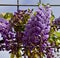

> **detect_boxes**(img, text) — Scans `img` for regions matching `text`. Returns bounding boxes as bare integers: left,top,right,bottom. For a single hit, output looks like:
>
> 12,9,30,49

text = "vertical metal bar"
17,0,19,11
39,0,41,4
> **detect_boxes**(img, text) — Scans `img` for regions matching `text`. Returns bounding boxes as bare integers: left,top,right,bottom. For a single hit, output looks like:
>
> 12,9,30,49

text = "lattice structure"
0,0,41,11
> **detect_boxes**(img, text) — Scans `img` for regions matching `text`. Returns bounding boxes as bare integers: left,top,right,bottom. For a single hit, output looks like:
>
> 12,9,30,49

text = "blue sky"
0,0,60,58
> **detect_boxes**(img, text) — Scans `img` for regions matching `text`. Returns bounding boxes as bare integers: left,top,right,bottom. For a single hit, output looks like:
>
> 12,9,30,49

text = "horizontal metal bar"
0,4,38,6
0,4,60,6
51,5,60,6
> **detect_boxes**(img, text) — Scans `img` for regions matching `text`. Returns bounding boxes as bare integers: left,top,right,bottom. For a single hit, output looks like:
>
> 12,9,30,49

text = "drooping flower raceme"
0,10,32,54
10,10,33,43
22,5,53,58
0,18,15,52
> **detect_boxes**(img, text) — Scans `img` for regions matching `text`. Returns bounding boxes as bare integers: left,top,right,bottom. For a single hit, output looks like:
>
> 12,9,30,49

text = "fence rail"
0,4,38,6
0,4,60,6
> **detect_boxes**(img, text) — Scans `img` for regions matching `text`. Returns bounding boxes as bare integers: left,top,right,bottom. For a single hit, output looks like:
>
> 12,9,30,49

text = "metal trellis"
0,0,60,11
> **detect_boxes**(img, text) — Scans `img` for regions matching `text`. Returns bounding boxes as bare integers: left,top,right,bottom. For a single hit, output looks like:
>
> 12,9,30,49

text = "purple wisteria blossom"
22,5,53,58
0,18,15,52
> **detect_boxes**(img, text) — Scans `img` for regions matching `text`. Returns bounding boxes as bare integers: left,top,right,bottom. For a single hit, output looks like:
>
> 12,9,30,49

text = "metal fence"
0,0,60,11
0,0,60,13
0,0,41,11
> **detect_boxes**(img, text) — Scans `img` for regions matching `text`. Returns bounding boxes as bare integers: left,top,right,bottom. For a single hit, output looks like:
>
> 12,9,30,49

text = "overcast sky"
0,0,60,58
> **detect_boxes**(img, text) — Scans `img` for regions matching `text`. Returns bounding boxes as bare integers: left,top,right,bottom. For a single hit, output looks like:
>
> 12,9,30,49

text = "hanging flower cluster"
0,9,33,55
0,4,60,58
0,18,16,51
22,5,54,58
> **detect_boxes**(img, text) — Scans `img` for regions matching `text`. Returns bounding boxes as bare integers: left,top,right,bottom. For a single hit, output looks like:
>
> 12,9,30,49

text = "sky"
0,0,60,58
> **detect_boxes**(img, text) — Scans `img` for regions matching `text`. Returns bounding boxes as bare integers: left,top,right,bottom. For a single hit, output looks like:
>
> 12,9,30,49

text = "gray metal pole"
39,0,41,4
17,0,19,11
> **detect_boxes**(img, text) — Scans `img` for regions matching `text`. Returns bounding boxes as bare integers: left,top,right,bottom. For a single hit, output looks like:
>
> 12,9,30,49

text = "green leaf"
42,3,50,7
50,13,55,23
34,53,40,58
34,12,37,16
4,13,13,21
10,53,15,58
38,2,40,6
16,49,22,58
54,31,60,37
0,14,3,18
56,39,60,46
42,3,46,7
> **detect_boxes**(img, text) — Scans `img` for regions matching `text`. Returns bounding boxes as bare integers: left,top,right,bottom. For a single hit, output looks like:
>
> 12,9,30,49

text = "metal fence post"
39,0,41,4
17,0,19,11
